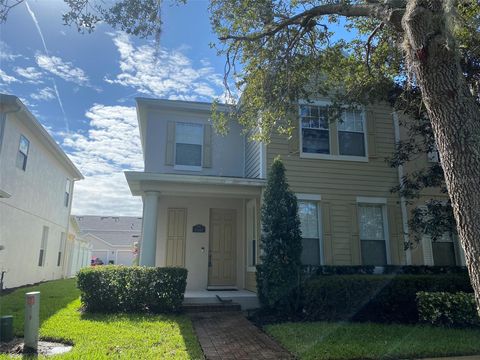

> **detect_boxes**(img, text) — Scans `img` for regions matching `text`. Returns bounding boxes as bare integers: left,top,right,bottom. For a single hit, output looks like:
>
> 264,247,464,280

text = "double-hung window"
358,204,388,266
298,201,321,265
338,110,366,157
175,122,203,170
300,105,330,154
16,135,30,171
431,233,457,266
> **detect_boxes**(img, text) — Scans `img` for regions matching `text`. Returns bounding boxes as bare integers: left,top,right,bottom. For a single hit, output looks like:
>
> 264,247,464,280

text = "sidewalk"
190,311,293,360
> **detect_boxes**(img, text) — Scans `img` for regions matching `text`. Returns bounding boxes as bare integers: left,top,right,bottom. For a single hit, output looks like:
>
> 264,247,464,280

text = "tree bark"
402,0,480,312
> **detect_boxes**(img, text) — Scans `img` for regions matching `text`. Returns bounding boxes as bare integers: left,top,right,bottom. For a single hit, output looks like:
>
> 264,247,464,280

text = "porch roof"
125,172,265,198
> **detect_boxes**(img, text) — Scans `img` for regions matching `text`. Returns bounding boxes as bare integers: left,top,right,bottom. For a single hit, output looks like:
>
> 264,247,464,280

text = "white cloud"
15,66,44,83
106,32,226,101
0,69,20,84
36,54,90,86
0,41,20,61
31,87,56,101
63,104,143,216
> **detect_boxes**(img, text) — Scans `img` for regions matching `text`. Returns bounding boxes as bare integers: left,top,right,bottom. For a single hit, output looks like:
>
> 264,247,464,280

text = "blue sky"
0,1,354,217
0,0,231,216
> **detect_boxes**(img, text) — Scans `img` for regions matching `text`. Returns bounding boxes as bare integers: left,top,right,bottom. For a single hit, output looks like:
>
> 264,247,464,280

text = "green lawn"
266,321,480,360
0,279,203,359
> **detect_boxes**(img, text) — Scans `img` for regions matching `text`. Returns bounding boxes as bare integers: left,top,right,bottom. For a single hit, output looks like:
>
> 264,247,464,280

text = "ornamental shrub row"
303,273,472,323
77,266,188,313
302,265,468,277
417,291,480,327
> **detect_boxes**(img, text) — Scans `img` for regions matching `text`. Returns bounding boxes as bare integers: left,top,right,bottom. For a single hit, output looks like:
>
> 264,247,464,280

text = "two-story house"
0,94,83,288
125,97,464,303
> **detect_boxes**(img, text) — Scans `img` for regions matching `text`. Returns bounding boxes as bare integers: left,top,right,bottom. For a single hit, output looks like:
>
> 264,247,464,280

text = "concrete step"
182,302,242,313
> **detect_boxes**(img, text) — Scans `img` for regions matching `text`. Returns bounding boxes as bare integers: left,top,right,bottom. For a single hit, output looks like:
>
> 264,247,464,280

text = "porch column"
140,191,159,267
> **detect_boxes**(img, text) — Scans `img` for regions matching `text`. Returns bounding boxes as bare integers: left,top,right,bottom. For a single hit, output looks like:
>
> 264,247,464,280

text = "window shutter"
422,235,434,265
366,110,377,159
322,202,333,265
203,124,212,168
165,121,175,166
350,203,361,265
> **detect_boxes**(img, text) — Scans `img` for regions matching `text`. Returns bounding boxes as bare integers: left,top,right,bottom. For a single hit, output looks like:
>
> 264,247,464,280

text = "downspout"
393,111,412,265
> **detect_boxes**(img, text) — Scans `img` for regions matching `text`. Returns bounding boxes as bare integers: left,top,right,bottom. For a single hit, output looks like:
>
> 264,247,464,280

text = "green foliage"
209,0,480,248
417,291,480,327
256,157,302,313
77,266,187,313
303,274,472,323
303,265,468,277
266,321,480,360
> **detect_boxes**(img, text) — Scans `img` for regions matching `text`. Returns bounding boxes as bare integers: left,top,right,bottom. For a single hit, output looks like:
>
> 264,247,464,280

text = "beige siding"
266,102,406,265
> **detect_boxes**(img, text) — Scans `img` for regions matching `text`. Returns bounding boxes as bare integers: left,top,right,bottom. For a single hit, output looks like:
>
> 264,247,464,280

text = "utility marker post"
24,291,40,352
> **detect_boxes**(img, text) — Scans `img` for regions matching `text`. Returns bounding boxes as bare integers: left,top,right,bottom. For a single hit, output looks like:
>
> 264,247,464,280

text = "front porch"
125,172,265,304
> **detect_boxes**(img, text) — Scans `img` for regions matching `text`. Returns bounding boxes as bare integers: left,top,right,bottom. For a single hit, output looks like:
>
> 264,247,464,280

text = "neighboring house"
64,216,92,277
74,215,142,266
125,98,464,293
0,94,83,289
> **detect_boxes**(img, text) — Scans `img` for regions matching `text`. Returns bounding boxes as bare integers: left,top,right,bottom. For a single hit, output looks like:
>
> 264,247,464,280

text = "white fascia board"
125,171,266,197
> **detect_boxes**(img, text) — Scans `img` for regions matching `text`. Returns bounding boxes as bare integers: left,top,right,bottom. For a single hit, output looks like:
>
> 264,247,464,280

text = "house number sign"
192,224,206,233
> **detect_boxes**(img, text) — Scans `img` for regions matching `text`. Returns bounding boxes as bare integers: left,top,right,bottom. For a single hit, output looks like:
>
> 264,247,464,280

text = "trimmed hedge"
77,266,187,313
302,265,467,277
303,274,472,323
417,291,480,327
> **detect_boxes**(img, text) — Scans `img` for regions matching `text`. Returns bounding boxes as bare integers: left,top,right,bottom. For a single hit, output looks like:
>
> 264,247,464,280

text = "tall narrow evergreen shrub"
256,157,302,313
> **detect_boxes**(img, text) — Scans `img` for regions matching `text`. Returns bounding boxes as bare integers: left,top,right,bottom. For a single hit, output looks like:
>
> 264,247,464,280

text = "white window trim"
337,110,369,160
297,195,324,266
357,199,391,265
298,100,369,162
174,122,204,171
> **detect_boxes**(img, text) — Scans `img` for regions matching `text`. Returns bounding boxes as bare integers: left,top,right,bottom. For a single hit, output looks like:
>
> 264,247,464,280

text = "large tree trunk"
402,0,480,312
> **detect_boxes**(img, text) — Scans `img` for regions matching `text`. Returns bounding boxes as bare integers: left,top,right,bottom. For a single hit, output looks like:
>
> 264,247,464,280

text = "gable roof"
0,94,83,180
74,215,142,247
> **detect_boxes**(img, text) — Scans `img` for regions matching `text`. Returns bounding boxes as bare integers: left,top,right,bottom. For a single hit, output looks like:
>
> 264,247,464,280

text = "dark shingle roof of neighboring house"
74,216,142,247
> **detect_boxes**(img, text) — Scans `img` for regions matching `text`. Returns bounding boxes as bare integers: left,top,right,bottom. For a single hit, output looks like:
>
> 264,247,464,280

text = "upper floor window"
338,110,366,157
175,122,203,169
64,178,71,207
299,103,368,161
300,105,330,154
16,135,30,171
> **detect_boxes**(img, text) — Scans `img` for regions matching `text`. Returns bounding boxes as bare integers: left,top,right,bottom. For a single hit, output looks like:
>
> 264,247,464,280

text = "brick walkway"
190,311,293,360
